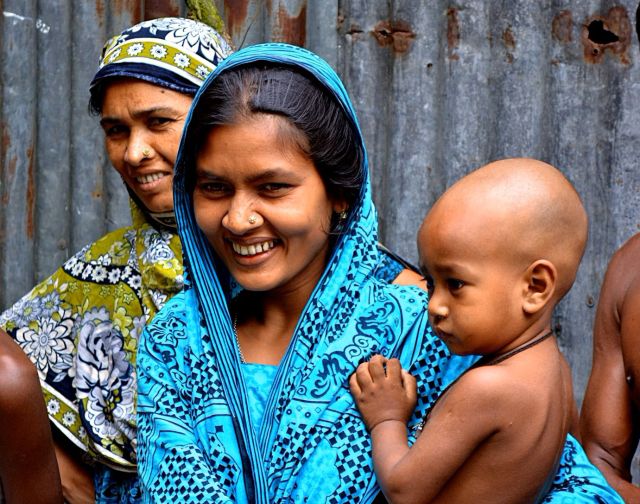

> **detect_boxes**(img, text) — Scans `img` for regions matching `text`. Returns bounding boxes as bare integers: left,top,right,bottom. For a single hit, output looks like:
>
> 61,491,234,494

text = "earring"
142,147,151,158
248,214,258,225
333,209,348,233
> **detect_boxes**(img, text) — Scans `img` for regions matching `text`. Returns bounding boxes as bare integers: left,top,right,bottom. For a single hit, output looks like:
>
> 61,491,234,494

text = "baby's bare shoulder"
448,364,549,415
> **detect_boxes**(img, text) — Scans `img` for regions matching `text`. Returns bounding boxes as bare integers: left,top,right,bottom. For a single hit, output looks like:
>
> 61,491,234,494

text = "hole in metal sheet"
581,7,631,64
636,1,640,45
587,20,619,44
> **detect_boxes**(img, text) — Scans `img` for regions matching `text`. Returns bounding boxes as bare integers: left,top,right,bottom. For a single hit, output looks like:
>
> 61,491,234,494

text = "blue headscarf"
136,43,622,504
137,43,462,503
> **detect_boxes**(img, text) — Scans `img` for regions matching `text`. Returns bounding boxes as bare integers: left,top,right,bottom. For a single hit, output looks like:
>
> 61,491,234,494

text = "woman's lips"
230,239,278,258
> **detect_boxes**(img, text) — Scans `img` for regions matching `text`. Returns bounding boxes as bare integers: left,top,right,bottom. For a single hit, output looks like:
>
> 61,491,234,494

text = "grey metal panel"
338,0,395,251
69,1,108,253
1,0,38,305
305,0,338,67
35,1,72,280
215,0,266,48
0,0,639,412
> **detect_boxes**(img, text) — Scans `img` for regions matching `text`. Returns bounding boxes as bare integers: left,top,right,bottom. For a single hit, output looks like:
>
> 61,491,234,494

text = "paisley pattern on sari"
136,43,471,503
137,43,622,504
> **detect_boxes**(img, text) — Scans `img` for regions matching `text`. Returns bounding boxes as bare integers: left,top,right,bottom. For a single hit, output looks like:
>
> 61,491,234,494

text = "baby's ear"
522,260,557,314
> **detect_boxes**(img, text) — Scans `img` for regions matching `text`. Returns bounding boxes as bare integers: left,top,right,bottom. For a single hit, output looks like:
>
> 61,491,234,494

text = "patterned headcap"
90,17,232,98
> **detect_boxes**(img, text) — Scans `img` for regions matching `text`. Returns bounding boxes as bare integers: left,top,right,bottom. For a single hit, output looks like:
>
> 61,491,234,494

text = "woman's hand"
349,355,417,432
54,438,96,504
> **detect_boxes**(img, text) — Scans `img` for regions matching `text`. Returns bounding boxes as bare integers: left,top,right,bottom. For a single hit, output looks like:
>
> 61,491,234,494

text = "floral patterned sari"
1,202,182,494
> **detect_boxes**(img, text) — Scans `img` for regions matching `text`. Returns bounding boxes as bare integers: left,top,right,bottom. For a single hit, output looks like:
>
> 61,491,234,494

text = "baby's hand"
349,355,417,432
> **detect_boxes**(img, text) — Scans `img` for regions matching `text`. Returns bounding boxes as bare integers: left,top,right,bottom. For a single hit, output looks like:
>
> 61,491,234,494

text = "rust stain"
2,122,9,152
371,20,416,54
3,156,15,206
552,10,573,43
581,6,631,64
502,26,515,63
112,0,143,24
144,0,180,20
26,147,34,239
502,26,515,49
223,0,250,42
272,3,306,46
0,123,7,196
95,0,105,20
447,8,460,60
372,20,393,46
337,9,345,31
347,23,364,40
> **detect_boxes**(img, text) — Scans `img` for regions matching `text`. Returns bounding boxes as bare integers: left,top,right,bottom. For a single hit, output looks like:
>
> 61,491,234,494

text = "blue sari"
136,43,621,503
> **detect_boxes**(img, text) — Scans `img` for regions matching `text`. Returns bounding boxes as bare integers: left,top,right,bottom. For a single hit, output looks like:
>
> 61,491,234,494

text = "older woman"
0,17,232,503
138,43,623,503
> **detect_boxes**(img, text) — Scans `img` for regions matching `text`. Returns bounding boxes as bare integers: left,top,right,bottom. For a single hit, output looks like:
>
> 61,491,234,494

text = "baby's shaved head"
421,158,588,300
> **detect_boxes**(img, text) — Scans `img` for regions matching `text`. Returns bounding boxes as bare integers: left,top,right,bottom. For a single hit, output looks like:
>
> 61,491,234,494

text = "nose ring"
248,214,258,225
142,147,151,158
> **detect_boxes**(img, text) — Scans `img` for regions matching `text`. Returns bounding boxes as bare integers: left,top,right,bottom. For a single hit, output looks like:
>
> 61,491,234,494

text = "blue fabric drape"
137,42,467,503
136,43,622,503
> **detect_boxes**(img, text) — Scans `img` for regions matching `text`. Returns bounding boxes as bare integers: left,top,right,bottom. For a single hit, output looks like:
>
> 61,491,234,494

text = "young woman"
138,44,624,504
136,42,468,502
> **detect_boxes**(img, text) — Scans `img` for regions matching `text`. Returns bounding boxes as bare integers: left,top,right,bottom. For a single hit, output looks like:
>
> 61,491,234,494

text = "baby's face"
417,212,527,356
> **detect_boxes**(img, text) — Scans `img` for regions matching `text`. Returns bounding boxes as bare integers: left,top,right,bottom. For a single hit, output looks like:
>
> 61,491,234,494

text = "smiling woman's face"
193,113,341,297
100,79,193,213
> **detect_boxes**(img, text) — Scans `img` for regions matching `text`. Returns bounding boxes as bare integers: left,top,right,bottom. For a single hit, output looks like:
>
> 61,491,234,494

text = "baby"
350,158,587,503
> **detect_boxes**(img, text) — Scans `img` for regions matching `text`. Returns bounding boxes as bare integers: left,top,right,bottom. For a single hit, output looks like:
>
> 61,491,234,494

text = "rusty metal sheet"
267,0,307,46
1,0,639,422
35,0,72,281
1,0,38,302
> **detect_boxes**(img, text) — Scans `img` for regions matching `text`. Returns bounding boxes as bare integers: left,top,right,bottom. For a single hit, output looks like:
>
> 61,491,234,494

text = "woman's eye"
447,279,465,291
199,182,228,194
104,125,127,137
149,116,172,128
261,183,290,193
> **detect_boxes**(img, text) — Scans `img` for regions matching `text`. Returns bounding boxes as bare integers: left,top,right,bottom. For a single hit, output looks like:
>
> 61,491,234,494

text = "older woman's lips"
136,172,169,185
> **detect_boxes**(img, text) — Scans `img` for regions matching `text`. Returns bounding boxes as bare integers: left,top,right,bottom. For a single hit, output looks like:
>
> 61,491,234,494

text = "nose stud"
142,147,151,158
248,214,258,225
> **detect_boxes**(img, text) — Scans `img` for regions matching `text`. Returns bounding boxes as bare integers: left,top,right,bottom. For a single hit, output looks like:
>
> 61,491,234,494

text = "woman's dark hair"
184,63,364,208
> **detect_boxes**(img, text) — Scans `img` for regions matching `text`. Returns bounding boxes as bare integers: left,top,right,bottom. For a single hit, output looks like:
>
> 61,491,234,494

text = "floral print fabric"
95,17,232,92
0,202,183,471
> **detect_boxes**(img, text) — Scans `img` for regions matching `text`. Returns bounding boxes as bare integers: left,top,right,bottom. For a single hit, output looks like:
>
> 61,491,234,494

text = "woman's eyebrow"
100,106,180,125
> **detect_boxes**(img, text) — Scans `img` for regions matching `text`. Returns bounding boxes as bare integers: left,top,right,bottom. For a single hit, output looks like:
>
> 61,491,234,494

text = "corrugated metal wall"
1,0,639,407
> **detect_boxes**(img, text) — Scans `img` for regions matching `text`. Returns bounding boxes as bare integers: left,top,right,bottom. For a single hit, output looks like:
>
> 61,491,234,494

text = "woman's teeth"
232,240,275,256
136,173,166,184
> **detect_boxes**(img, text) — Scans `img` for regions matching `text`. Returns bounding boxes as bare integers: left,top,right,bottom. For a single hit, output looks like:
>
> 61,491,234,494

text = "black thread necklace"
414,329,555,437
478,329,554,367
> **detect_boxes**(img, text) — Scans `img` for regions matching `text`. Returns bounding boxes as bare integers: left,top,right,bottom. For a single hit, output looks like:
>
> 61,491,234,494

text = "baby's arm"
351,357,507,503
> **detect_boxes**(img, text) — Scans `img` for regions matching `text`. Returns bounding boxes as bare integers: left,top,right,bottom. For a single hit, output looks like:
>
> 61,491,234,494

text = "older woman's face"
100,79,193,213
